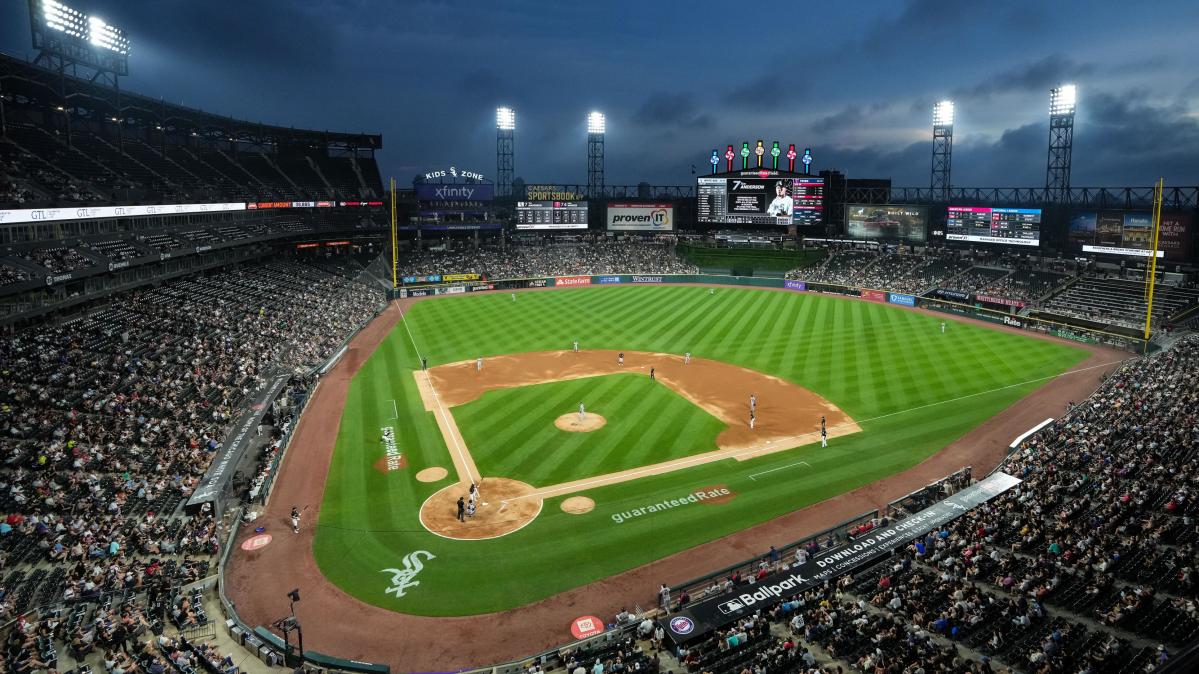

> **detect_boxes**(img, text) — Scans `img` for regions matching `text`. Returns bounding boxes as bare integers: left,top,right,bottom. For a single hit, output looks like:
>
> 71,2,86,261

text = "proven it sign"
606,203,674,231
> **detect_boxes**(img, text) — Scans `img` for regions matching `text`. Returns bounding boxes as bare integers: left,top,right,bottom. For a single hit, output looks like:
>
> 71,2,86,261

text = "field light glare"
1051,85,1077,115
496,107,515,130
587,111,605,134
933,100,954,126
40,0,129,54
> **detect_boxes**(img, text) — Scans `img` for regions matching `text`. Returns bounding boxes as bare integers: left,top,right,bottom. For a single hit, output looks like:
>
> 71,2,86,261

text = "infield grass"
313,285,1092,616
456,374,725,486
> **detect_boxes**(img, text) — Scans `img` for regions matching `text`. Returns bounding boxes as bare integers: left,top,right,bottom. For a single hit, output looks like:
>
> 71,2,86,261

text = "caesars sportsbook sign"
606,203,674,231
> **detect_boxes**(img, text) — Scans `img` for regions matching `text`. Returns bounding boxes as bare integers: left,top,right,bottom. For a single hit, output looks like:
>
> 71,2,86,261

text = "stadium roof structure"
0,53,381,151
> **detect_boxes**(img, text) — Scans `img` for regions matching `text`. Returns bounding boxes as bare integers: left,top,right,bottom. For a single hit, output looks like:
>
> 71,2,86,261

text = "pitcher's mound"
561,496,595,514
416,467,448,483
555,412,606,432
419,478,542,540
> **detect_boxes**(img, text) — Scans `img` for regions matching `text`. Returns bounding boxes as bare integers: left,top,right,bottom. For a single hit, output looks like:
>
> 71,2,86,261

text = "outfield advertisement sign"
442,273,481,282
887,292,915,306
660,472,1022,642
556,276,592,287
861,289,886,303
596,275,623,284
975,294,1025,308
631,275,664,284
402,275,442,284
930,288,972,302
784,280,807,291
606,203,675,231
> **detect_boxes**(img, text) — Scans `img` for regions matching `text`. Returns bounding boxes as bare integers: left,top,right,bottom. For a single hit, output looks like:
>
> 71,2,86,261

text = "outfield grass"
456,374,725,486
312,286,1090,616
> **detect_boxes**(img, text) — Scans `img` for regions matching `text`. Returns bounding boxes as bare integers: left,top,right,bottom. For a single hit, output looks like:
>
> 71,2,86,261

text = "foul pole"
1142,178,1163,351
390,178,398,290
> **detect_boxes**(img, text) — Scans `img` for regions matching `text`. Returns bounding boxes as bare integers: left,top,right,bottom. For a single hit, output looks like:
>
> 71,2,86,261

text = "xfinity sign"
606,203,675,231
416,184,494,202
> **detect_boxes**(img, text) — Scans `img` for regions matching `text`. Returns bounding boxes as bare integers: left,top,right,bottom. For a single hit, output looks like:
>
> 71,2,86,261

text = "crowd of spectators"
982,270,1071,303
396,242,697,279
22,247,95,275
0,258,384,672
0,265,29,288
945,267,1012,294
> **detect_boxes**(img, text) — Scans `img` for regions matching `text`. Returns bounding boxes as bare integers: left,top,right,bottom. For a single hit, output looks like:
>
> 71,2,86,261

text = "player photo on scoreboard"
726,178,792,224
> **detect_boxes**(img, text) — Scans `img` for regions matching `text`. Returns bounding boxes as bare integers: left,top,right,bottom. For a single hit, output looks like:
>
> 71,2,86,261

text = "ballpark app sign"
606,203,674,231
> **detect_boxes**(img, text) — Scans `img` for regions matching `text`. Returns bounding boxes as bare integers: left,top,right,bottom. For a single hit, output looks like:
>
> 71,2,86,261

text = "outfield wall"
388,273,1146,352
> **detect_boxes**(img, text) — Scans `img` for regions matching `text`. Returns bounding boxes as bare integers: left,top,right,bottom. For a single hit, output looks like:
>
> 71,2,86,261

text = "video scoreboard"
698,172,824,226
946,207,1041,246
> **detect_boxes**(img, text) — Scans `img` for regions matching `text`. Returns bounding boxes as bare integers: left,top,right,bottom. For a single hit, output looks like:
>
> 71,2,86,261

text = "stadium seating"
1042,277,1199,329
0,258,384,671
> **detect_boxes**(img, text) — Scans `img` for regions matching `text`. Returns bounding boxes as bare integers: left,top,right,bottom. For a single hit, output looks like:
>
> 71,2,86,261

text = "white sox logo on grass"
381,551,435,598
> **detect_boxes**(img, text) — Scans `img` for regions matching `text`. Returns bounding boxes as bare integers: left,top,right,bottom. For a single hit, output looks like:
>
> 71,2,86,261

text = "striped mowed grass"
313,286,1090,615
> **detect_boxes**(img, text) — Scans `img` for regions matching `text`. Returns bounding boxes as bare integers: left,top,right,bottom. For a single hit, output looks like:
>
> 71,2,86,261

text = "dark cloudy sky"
3,0,1198,188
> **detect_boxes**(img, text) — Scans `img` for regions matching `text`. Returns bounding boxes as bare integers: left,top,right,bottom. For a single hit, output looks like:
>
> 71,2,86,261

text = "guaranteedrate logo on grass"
610,486,735,524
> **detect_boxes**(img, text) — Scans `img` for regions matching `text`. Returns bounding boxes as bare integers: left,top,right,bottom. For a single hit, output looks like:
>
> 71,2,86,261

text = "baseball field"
306,285,1093,617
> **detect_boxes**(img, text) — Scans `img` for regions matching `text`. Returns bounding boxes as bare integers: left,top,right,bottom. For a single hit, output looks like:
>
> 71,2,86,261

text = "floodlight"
933,100,954,126
496,106,515,130
587,111,605,134
1050,85,1076,116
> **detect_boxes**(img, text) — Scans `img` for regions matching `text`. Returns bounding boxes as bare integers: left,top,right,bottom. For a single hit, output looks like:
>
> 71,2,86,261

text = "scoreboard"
697,172,824,226
946,207,1041,246
515,201,589,230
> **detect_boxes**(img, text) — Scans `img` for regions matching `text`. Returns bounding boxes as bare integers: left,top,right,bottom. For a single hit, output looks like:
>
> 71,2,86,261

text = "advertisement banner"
631,275,664,284
861,289,886,303
1158,212,1192,258
596,275,623,284
402,275,442,284
606,203,675,231
975,294,1026,308
661,472,1022,643
555,276,592,287
784,280,807,291
442,273,481,282
1081,244,1164,258
931,289,972,302
467,284,495,293
527,279,550,288
525,185,585,201
1002,316,1024,329
887,292,915,306
0,202,246,224
415,184,494,202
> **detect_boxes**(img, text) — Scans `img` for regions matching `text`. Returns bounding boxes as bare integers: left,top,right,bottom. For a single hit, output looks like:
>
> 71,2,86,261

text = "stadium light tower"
587,111,605,198
1046,84,1076,203
28,0,130,86
931,100,954,202
496,107,515,198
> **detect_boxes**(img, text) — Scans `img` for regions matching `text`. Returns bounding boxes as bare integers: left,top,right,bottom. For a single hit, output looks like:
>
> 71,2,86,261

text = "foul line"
388,399,398,420
748,461,810,481
504,357,1125,503
394,300,477,484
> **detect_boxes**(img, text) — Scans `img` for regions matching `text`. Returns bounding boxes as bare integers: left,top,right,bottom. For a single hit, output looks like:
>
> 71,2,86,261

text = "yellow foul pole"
390,178,398,290
1142,178,1163,345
